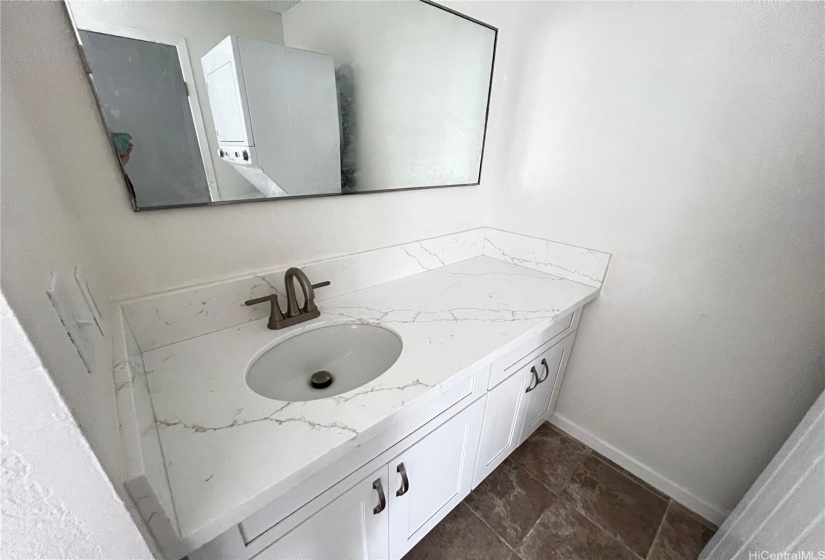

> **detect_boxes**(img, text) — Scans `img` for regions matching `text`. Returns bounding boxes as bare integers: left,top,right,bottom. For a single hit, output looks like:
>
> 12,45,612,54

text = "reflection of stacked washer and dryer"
201,37,342,198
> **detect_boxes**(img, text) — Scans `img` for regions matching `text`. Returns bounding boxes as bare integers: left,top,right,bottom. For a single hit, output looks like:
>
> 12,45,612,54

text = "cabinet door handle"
373,479,386,514
537,358,550,383
396,463,410,497
526,366,539,393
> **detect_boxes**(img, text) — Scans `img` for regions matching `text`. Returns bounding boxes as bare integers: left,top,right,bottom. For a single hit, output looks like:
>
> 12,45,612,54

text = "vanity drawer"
488,308,580,389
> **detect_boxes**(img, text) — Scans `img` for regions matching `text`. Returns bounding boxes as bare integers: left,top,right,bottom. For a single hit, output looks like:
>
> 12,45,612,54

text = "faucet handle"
311,281,331,290
244,295,276,306
244,294,285,329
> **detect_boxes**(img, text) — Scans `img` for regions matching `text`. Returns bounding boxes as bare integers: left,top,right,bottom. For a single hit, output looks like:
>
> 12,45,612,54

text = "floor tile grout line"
500,430,600,555
646,499,673,560
561,449,669,558
673,501,719,533
511,445,592,497
510,502,546,560
507,456,567,497
558,448,593,492
462,501,524,559
510,437,643,560
552,425,720,533
485,457,570,558
562,429,716,531
413,423,717,560
588,451,717,530
555,491,646,560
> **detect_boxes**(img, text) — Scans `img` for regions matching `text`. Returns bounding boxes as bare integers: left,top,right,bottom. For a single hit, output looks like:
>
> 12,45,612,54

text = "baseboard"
548,413,729,526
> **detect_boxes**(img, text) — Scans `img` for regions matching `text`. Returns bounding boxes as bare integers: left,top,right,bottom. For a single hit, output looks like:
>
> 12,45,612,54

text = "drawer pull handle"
396,463,410,497
373,479,386,514
537,358,550,383
526,366,539,393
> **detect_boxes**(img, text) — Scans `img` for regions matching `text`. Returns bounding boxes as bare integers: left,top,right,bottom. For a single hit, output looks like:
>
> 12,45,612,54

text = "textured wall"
1,294,152,559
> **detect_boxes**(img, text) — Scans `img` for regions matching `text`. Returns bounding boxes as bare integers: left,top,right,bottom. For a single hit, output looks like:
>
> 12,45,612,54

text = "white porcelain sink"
246,323,403,402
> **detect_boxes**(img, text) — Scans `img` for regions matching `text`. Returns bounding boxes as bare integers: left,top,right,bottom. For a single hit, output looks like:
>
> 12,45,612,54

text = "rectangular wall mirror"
66,0,497,211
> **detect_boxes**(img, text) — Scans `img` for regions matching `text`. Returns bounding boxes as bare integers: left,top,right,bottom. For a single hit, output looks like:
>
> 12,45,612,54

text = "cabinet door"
519,332,577,444
473,365,532,486
388,398,485,558
255,466,390,560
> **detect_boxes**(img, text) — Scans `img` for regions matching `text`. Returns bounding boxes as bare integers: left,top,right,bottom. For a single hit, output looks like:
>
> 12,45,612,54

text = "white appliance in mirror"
201,36,341,198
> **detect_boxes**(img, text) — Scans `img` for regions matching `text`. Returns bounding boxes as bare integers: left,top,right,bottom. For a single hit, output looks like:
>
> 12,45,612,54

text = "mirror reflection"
66,1,497,210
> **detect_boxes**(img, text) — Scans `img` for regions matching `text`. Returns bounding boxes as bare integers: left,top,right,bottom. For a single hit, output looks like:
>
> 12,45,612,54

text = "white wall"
467,1,824,518
0,294,151,559
283,1,495,192
69,0,286,202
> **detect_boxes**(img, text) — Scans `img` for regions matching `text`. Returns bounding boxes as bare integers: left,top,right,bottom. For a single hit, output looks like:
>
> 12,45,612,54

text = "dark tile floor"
405,424,716,560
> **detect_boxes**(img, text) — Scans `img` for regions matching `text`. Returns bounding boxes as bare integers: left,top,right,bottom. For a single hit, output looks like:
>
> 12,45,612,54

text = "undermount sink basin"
246,323,403,402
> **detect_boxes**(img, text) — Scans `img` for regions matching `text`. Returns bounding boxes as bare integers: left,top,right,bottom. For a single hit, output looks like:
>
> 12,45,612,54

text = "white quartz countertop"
142,256,599,545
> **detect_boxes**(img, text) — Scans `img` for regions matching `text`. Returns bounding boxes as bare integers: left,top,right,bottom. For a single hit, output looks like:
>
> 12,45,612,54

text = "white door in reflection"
79,30,214,208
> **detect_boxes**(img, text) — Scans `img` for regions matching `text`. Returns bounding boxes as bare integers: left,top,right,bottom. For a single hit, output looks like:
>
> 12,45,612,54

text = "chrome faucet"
244,268,330,330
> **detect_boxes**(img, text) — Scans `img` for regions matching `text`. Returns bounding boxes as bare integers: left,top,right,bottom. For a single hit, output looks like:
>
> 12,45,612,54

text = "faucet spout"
284,267,313,317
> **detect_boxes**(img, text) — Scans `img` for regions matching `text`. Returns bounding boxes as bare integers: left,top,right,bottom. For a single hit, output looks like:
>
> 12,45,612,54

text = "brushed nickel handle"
537,358,550,383
244,294,277,306
526,366,539,393
396,463,410,497
373,479,386,514
244,294,285,329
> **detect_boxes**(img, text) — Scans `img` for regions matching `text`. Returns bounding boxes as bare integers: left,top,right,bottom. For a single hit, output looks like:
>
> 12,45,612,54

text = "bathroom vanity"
112,228,610,559
190,314,580,560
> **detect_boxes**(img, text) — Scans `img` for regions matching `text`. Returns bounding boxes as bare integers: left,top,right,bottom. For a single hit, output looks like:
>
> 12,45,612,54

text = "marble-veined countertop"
142,255,599,545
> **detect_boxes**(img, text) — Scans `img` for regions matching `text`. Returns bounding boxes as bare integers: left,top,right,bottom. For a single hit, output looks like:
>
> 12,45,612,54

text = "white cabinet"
388,398,484,558
255,466,390,560
474,330,578,487
518,331,577,444
474,365,532,483
198,398,486,560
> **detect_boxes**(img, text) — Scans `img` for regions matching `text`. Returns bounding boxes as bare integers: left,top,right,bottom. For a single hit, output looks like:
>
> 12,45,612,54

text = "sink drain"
310,370,333,389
